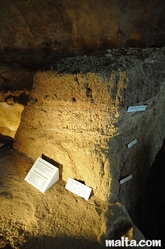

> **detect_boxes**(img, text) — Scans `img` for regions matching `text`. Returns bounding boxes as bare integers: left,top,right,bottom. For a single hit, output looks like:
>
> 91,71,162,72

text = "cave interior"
1,0,165,248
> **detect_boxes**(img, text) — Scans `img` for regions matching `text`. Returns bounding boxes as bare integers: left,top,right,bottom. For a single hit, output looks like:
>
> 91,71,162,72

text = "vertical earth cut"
14,69,127,200
14,49,165,208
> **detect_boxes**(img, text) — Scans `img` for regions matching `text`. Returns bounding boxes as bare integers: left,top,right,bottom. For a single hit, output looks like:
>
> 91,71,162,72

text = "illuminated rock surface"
0,47,165,248
0,102,24,138
14,48,165,207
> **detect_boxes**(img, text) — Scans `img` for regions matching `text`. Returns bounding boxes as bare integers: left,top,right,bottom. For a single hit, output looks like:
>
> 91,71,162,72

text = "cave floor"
4,138,143,249
0,143,152,249
0,145,109,249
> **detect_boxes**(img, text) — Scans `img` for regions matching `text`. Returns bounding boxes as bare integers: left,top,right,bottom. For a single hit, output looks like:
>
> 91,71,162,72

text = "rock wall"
0,67,34,137
14,48,165,210
0,102,24,138
1,0,165,67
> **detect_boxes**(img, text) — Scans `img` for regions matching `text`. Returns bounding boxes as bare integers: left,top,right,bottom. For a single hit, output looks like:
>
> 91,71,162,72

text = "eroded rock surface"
0,0,165,67
0,102,24,138
0,67,34,137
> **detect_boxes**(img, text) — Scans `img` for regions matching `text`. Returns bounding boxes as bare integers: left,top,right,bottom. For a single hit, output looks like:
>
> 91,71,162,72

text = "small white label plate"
65,178,92,200
120,175,132,184
127,139,137,148
127,105,147,112
25,157,59,193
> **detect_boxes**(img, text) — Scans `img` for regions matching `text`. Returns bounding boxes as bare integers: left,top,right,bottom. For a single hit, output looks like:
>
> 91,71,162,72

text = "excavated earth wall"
13,48,165,212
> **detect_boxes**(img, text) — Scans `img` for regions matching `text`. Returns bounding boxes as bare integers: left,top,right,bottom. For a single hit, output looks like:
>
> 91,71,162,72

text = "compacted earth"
1,137,165,249
0,143,106,249
0,140,150,249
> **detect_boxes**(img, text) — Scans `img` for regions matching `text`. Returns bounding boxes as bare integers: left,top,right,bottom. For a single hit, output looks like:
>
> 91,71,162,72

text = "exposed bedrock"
0,68,35,137
0,0,165,67
13,48,165,213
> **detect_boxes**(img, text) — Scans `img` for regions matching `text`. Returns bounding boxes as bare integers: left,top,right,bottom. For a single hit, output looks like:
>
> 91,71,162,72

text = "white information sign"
127,105,147,112
120,175,132,184
127,139,137,148
65,178,92,200
25,157,59,193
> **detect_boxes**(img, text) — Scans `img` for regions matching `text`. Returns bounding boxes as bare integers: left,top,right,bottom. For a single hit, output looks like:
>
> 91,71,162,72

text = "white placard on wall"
120,175,132,184
65,178,92,200
127,139,137,148
127,105,147,112
25,157,59,193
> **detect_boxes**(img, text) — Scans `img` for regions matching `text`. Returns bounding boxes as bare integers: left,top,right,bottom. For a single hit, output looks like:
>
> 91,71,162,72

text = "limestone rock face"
0,0,165,67
14,48,165,208
0,67,34,137
0,102,24,138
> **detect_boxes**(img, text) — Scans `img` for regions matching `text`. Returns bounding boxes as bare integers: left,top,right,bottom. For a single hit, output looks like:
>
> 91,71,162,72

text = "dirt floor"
0,143,106,249
0,140,150,249
0,142,122,249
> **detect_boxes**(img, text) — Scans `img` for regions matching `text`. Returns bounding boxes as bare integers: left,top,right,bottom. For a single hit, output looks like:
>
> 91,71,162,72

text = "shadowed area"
0,0,165,67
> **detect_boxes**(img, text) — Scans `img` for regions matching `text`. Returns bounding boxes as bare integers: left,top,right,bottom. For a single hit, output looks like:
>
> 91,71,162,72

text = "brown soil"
0,142,148,249
0,145,106,249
